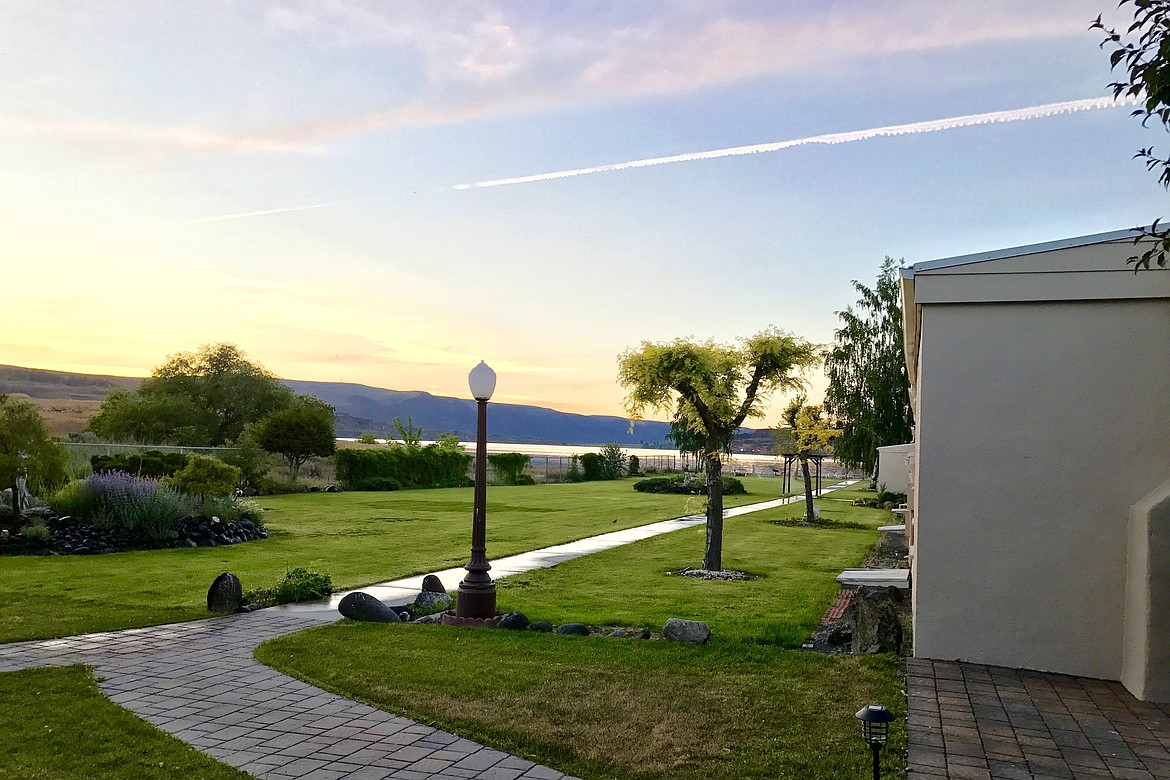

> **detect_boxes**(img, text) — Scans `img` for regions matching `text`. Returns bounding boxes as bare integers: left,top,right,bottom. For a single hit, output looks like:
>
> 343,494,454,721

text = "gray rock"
338,592,401,623
420,574,447,593
663,618,711,644
529,621,553,633
848,586,903,654
412,590,454,617
412,612,443,625
608,627,652,639
207,572,243,612
499,611,530,630
555,622,590,636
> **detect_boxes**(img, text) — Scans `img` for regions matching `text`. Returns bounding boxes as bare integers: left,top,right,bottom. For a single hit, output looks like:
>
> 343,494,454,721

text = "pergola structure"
778,453,824,496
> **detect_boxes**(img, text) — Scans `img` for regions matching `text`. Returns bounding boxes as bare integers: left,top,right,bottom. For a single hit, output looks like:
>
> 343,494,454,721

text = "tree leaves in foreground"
823,257,913,482
1093,1,1170,269
619,328,819,571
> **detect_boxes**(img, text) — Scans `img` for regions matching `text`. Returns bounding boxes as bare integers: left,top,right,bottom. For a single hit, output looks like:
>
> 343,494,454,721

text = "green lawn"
0,665,250,780
1,476,811,643
257,497,904,780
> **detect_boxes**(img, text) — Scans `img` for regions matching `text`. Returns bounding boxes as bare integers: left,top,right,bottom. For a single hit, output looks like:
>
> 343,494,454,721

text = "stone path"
907,658,1170,780
1,482,856,779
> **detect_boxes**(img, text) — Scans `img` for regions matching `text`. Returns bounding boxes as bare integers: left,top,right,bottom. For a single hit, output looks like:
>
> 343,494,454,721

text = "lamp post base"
455,583,496,619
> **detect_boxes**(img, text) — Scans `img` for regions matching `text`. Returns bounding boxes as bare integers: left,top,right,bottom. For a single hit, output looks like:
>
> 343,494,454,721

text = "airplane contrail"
191,96,1138,223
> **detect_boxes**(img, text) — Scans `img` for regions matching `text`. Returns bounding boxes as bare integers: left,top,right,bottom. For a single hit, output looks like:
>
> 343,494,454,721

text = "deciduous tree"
1093,1,1170,268
619,328,819,571
255,396,336,482
777,395,840,522
0,395,68,524
823,258,914,483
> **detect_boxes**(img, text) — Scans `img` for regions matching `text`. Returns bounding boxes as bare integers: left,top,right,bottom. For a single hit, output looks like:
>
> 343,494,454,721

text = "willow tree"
823,257,913,484
619,329,819,571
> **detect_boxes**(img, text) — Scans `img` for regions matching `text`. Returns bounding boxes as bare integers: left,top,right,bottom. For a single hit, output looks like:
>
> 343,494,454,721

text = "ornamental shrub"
598,443,627,480
51,471,193,540
245,567,333,606
488,453,531,485
91,451,189,479
565,455,583,483
335,446,472,491
169,454,241,498
579,453,604,481
633,475,746,495
627,455,640,477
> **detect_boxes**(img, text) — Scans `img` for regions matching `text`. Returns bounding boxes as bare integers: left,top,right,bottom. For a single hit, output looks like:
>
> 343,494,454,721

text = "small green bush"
21,523,52,550
169,454,240,498
632,475,747,496
876,489,907,505
245,567,333,606
514,474,536,486
565,455,583,483
357,432,379,445
260,476,308,494
598,443,627,480
488,453,531,485
579,453,604,481
627,455,640,477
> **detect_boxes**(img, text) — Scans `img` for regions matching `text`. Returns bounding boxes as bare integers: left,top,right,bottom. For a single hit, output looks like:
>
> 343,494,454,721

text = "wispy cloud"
192,96,1136,221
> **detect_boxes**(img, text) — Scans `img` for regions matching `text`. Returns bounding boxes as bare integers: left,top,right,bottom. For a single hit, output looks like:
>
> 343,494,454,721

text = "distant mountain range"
0,364,705,446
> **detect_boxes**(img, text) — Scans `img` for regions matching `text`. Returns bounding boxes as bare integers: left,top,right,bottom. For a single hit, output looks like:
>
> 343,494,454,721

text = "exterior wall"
1122,479,1170,702
877,443,914,495
912,299,1170,680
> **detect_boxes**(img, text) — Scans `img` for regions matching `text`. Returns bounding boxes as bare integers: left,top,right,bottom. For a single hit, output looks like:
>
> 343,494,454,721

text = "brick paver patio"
907,658,1170,780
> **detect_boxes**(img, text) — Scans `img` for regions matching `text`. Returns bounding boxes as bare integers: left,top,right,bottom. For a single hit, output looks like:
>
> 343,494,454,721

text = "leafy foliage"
219,425,271,491
254,395,336,482
91,450,189,479
488,452,531,485
168,454,241,498
245,567,333,606
1092,2,1170,268
633,475,746,495
391,415,424,446
618,328,819,570
88,344,294,446
565,455,583,483
823,258,913,481
334,445,472,490
0,395,68,520
357,432,378,445
627,454,640,476
598,443,628,480
778,396,840,521
51,472,193,542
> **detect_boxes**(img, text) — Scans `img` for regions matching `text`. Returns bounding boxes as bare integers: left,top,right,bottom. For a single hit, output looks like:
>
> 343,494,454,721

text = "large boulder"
555,622,590,636
420,575,446,593
848,586,903,654
529,621,553,633
338,592,401,623
500,611,530,631
663,618,711,644
207,572,243,613
412,590,454,617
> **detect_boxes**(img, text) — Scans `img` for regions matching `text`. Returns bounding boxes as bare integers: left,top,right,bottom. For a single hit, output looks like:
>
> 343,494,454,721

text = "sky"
1,1,1164,423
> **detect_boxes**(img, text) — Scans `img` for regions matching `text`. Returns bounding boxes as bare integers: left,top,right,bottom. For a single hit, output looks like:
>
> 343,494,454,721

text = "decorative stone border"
440,611,503,628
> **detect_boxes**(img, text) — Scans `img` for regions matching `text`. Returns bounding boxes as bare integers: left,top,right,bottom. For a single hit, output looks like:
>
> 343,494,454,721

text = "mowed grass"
1,476,809,643
0,665,250,780
257,497,904,780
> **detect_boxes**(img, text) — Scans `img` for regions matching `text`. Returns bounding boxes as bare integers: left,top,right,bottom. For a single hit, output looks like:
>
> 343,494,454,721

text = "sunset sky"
1,1,1163,422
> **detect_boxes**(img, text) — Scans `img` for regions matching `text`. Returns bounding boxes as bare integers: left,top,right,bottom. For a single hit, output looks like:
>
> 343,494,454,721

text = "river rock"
608,627,652,639
499,611,530,630
529,621,553,633
207,572,243,613
420,574,446,593
338,592,401,623
555,622,589,636
412,590,454,616
412,613,443,625
663,618,710,644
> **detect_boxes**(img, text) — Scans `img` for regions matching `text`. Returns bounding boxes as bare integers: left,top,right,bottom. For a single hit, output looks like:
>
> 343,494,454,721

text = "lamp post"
856,704,896,780
456,360,497,620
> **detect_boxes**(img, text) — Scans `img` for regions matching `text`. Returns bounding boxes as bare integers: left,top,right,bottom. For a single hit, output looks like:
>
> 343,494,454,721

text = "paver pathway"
1,481,855,779
907,658,1170,780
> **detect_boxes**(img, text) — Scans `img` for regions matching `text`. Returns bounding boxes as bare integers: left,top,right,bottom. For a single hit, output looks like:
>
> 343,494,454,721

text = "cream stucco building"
900,227,1170,702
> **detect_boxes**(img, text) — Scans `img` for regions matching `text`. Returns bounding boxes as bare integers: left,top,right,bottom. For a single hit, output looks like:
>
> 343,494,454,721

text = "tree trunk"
703,452,724,571
10,475,22,526
801,456,815,521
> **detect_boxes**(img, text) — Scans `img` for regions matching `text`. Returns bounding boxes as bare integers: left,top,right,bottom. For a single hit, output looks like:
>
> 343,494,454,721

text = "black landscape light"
455,360,497,620
856,704,896,780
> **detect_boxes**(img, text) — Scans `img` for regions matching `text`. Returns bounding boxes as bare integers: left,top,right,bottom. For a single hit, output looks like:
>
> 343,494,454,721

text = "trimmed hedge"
633,475,746,495
91,451,189,479
335,446,473,491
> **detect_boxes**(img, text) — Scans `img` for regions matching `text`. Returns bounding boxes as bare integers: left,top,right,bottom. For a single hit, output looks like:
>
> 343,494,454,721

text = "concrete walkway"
1,482,855,780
